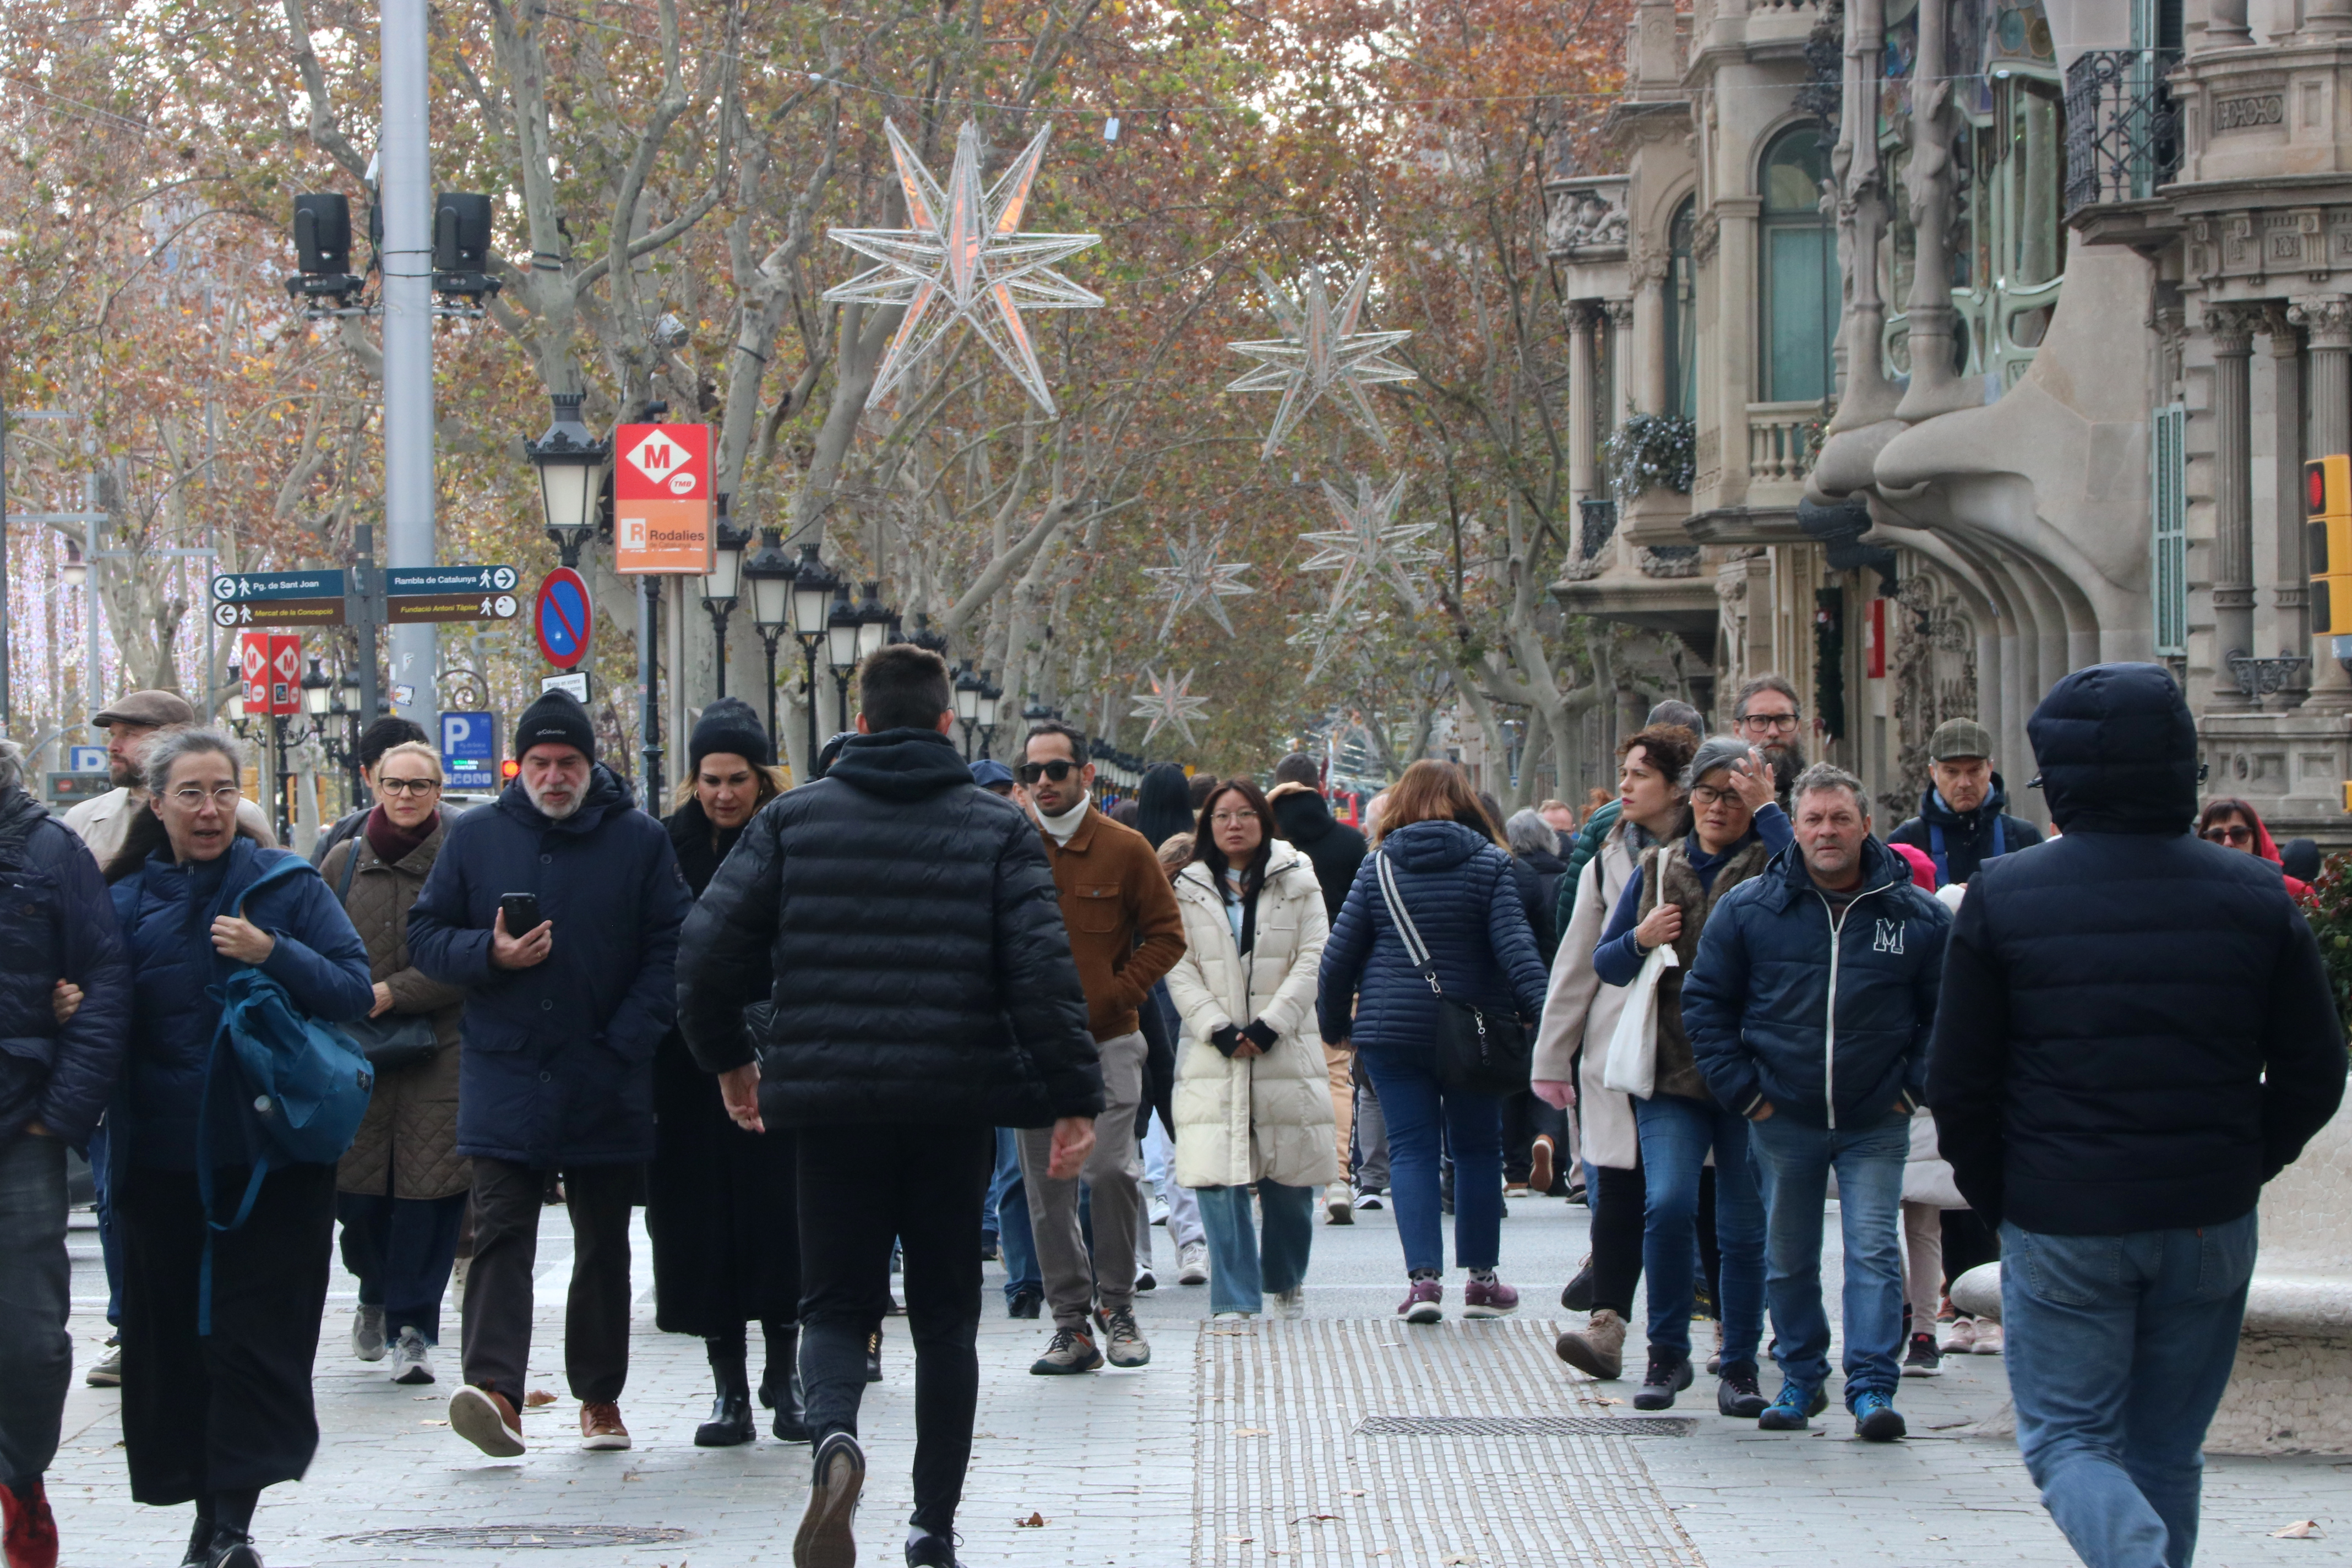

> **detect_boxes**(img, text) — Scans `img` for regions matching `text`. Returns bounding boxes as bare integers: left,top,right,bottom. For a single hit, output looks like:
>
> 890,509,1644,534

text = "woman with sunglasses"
2197,797,2312,899
320,742,470,1389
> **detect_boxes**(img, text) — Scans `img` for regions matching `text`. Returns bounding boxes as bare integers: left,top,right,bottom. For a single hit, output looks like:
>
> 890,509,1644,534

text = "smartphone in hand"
499,892,545,935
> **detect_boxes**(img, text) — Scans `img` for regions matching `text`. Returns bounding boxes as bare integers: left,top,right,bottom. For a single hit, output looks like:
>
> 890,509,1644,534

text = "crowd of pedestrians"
0,653,2343,1568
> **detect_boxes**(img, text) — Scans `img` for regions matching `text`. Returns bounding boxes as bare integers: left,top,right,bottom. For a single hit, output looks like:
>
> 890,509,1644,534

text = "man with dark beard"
1729,674,1807,802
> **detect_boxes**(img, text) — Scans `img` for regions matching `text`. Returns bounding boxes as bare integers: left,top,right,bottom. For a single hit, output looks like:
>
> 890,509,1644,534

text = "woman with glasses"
1590,734,1787,1416
319,741,469,1388
104,729,372,1568
1165,781,1335,1318
2197,797,2312,899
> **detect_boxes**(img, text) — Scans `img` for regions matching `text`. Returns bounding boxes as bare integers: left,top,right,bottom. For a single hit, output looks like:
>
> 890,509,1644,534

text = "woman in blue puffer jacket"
1318,760,1548,1323
105,728,372,1568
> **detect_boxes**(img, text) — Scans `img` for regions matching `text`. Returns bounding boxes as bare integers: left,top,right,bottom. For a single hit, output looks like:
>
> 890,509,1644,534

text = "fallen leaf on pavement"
1235,1428,1271,1437
1594,1397,1623,1406
525,1390,558,1407
2272,1521,2321,1538
1222,1535,1252,1544
420,1420,448,1427
1347,1489,1367,1497
1015,1513,1047,1528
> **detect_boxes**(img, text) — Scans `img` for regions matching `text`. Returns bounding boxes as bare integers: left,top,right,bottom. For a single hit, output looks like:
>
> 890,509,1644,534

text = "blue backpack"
194,856,374,1331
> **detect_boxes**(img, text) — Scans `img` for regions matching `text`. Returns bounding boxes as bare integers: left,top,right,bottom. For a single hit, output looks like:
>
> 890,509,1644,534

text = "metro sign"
613,422,714,574
624,428,703,498
240,630,301,716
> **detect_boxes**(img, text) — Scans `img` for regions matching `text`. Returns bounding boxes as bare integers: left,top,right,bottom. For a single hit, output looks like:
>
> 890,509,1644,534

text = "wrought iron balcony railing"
2063,48,2183,216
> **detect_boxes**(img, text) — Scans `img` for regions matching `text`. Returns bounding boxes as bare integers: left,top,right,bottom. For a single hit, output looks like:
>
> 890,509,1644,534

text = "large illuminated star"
1300,473,1435,617
1131,667,1210,748
825,118,1102,416
1227,262,1416,458
1142,522,1255,639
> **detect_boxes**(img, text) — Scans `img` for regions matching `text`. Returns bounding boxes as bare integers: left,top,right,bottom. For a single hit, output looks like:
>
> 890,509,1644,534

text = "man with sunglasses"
1888,718,2042,890
1013,721,1185,1376
1728,674,1809,803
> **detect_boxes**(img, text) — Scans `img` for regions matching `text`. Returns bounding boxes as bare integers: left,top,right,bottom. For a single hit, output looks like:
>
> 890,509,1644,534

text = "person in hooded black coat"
1267,755,1368,925
647,699,804,1448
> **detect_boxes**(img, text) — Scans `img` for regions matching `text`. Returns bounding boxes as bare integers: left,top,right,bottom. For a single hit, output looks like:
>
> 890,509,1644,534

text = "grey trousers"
0,1134,70,1487
1353,1061,1391,1192
1016,1030,1146,1331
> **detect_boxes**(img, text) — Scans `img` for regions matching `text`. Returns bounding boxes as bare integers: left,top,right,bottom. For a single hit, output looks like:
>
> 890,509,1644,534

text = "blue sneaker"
1852,1390,1907,1442
1756,1381,1828,1430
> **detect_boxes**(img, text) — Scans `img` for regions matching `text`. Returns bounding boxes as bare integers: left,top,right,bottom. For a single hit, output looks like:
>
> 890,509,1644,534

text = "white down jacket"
1164,842,1340,1190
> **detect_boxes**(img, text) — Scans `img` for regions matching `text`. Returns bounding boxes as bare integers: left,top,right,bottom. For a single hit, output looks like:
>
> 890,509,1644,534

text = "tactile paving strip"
333,1525,695,1550
1356,1414,1696,1437
1194,1319,1708,1567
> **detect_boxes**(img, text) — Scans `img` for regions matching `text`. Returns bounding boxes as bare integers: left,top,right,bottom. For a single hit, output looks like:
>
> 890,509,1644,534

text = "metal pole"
709,604,730,698
272,713,291,845
638,574,662,807
800,639,819,771
1,401,10,735
83,494,100,736
353,522,381,730
761,635,780,743
380,0,436,725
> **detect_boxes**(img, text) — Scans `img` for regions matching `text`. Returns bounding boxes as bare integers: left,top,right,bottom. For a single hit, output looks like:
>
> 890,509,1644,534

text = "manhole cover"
335,1525,695,1550
1355,1415,1696,1437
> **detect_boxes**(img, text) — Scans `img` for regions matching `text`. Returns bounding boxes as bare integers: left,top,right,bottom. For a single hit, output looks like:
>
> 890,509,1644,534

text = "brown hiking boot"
1555,1307,1627,1380
578,1401,631,1451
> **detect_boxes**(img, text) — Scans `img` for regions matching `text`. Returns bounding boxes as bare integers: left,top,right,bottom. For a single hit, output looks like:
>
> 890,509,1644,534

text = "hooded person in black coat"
1927,663,2345,1565
1267,754,1369,925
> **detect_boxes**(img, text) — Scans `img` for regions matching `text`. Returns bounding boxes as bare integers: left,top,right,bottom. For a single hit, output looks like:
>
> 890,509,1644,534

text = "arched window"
1667,198,1696,420
1758,126,1836,403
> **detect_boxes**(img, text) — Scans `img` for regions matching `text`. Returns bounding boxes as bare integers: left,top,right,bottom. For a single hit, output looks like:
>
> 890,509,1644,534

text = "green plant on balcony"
1605,412,1696,503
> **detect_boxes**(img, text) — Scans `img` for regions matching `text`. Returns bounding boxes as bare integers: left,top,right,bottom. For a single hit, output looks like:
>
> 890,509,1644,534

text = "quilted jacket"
0,786,132,1148
1316,820,1549,1053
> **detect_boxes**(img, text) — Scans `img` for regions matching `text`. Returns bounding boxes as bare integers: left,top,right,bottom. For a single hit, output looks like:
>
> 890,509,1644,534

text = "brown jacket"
1038,803,1186,1039
322,818,471,1200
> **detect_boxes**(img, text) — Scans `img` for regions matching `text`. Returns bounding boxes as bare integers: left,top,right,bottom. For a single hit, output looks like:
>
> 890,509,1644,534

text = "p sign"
439,711,498,792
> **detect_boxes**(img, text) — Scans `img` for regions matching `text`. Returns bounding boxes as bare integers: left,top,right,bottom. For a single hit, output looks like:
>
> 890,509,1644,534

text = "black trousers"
461,1158,638,1408
117,1162,336,1506
1940,1206,2001,1291
1589,1162,1646,1317
796,1122,993,1537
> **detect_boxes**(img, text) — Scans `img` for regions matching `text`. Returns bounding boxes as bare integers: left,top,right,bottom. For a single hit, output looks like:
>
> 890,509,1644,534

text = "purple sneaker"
1398,1280,1444,1324
1463,1276,1520,1319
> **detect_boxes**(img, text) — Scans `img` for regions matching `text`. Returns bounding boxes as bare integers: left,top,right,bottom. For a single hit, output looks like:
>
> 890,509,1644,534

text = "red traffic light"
2308,455,2350,518
499,758,520,781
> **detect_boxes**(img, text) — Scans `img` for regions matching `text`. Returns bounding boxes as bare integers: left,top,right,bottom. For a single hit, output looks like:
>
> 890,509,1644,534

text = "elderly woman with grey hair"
1587,734,1788,1419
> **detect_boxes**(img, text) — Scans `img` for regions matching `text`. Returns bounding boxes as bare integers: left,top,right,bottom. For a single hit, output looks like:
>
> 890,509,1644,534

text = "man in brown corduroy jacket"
1014,720,1185,1375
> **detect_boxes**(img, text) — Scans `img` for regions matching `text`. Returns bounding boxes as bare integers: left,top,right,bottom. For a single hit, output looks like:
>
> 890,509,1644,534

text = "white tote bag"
1601,942,1679,1098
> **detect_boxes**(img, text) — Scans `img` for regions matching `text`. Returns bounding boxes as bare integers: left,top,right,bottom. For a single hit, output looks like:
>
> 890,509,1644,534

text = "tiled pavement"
47,1191,2352,1566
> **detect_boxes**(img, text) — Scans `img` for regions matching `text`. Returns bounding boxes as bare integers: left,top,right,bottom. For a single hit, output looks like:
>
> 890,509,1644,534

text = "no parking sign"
534,568,592,670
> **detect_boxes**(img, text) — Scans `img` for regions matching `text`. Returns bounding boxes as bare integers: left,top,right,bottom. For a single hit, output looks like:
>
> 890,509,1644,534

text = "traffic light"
2308,455,2352,636
499,758,520,782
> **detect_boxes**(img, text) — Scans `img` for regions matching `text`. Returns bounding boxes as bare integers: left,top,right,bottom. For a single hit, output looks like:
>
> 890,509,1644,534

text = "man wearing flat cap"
1887,718,2043,890
63,690,275,868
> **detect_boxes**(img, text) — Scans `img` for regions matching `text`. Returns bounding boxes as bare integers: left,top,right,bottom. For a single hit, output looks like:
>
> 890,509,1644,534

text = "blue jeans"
0,1135,72,1487
1194,1183,1315,1315
1747,1110,1909,1404
336,1190,467,1344
89,1119,122,1327
2001,1213,2256,1568
1358,1046,1502,1275
990,1128,1039,1304
1633,1095,1764,1365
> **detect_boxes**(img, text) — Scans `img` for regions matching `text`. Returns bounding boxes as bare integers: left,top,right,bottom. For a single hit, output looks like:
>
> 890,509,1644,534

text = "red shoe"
1398,1278,1444,1324
1,1476,59,1568
1463,1275,1521,1319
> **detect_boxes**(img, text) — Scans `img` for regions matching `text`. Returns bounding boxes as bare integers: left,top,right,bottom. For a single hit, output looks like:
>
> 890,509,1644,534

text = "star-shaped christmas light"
1300,473,1436,617
1131,667,1211,748
1227,262,1415,458
1142,522,1255,639
1286,609,1376,685
825,119,1102,416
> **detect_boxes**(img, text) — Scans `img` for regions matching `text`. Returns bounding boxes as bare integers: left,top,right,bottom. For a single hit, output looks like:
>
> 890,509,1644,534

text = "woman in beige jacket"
1166,781,1336,1318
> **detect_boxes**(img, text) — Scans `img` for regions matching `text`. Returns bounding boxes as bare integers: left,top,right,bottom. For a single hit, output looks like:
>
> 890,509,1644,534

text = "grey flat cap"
1929,717,1996,762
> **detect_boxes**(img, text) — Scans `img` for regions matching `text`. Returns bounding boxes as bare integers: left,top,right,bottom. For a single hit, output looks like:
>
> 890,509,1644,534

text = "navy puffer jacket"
0,787,132,1148
1316,820,1549,1051
111,836,374,1171
407,766,689,1167
1681,835,1950,1129
1929,662,2347,1234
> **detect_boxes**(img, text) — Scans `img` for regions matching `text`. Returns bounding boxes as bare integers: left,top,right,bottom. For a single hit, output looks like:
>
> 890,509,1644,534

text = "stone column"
1894,0,1979,422
2266,308,2311,707
2199,0,2254,49
2306,0,2352,40
1604,297,1636,424
1568,304,1598,503
1828,0,1902,433
2293,296,2352,709
2208,305,2260,710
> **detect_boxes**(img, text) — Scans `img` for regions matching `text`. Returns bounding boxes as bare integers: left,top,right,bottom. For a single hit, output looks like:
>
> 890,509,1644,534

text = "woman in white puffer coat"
1166,780,1337,1319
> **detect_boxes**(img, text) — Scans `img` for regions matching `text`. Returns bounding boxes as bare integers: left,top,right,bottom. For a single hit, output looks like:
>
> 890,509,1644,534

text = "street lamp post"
787,545,838,769
977,671,1004,760
825,584,861,732
525,393,609,569
742,527,793,743
700,496,749,700
952,660,983,760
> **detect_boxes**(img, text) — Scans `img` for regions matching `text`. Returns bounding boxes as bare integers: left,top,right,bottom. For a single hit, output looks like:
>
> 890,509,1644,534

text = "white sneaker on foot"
1273,1286,1305,1319
1971,1320,2005,1354
390,1326,434,1385
1177,1241,1210,1286
1324,1182,1354,1224
352,1304,386,1363
1149,1197,1171,1227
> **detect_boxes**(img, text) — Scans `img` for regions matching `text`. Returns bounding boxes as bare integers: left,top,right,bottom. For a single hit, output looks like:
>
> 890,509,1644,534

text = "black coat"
1887,775,2043,888
1268,787,1368,926
1928,663,2348,1235
647,799,797,1336
1516,847,1566,965
407,766,690,1168
676,727,1104,1128
0,786,132,1148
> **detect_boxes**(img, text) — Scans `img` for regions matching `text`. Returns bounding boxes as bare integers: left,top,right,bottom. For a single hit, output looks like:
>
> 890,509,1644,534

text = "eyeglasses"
1689,783,1742,807
2202,824,2253,846
1736,712,1801,734
1016,759,1080,784
1210,810,1255,826
166,785,244,809
377,777,442,796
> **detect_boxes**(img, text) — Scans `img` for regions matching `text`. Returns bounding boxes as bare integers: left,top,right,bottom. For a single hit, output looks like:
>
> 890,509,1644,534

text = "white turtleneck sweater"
1039,794,1090,846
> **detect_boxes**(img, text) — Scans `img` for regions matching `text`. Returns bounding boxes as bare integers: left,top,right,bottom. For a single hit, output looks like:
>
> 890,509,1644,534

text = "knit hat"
514,690,596,763
1681,733,1752,790
1929,717,1996,762
689,696,774,771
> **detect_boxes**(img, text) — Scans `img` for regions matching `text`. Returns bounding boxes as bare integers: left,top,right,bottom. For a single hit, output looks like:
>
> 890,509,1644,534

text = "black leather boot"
695,1388,756,1447
866,1326,884,1383
766,1322,810,1444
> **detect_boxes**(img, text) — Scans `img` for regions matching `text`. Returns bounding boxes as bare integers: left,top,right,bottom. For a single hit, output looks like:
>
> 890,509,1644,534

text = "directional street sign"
439,712,499,792
388,565,519,596
534,568,593,669
213,597,345,629
385,593,520,625
213,571,347,602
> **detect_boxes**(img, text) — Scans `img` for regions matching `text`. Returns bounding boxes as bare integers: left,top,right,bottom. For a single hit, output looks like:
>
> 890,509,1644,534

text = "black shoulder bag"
1373,849,1532,1096
334,841,444,1072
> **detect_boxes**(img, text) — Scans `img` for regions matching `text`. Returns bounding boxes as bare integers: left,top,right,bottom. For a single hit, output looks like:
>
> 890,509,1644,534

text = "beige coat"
1164,843,1339,1190
1531,820,1641,1169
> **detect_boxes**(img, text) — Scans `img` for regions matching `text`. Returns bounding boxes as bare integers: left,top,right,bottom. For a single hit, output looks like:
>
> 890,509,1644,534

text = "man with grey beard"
408,690,689,1460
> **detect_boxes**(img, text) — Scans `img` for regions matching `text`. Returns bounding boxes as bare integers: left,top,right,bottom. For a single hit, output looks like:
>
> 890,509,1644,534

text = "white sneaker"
352,1304,386,1362
390,1326,434,1385
1149,1197,1172,1227
1324,1182,1354,1225
84,1342,122,1388
1177,1242,1210,1286
1939,1316,1979,1354
1971,1320,2005,1355
1273,1286,1305,1319
1212,1310,1254,1322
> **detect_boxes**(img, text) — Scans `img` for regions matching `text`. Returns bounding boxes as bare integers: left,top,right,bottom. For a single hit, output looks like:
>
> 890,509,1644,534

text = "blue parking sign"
440,712,498,791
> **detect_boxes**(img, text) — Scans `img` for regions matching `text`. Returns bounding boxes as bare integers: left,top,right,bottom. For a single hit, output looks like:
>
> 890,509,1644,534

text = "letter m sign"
1873,918,1906,955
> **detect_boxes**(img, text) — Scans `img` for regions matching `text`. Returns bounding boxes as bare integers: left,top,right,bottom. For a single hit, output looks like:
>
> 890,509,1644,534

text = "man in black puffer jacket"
1268,754,1367,924
677,644,1102,1568
1929,663,2345,1568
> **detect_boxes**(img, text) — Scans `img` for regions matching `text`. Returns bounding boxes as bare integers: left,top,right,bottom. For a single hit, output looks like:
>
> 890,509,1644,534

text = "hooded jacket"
1927,663,2347,1234
1316,820,1549,1052
675,727,1104,1129
406,765,689,1167
1681,835,1950,1129
0,786,132,1148
1266,782,1369,926
1887,774,2042,888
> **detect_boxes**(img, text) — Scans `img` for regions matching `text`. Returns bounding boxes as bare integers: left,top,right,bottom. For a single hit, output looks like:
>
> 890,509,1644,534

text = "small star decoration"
1142,522,1256,639
1131,667,1211,748
1227,262,1416,458
1300,473,1435,618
